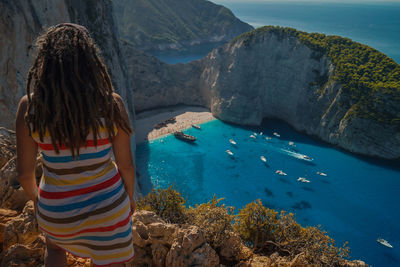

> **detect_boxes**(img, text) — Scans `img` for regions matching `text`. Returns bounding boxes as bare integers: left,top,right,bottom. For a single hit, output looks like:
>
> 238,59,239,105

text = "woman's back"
16,23,135,266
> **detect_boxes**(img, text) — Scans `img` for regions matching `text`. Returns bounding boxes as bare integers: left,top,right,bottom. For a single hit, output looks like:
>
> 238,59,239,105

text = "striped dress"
33,125,134,266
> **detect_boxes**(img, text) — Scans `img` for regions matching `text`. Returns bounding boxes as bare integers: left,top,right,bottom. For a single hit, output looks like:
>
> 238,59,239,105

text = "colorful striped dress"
32,125,134,266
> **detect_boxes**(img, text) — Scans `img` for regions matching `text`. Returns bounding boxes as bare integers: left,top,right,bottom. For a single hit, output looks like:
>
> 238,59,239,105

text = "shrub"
187,195,235,250
136,186,187,224
234,199,349,266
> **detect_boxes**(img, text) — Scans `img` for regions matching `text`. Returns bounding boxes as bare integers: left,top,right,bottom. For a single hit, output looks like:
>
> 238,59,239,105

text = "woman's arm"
112,93,135,212
16,95,39,203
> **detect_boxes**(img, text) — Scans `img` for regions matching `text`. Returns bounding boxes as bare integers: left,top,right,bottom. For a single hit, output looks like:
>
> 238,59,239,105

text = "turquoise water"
136,119,400,266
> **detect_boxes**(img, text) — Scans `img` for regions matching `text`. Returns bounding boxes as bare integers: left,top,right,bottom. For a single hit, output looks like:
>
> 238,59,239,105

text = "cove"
136,119,400,267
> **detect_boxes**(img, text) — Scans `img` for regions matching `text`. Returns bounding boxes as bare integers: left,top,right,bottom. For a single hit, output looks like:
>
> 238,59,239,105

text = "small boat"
289,141,295,146
276,170,287,176
302,155,313,161
250,135,256,139
377,238,393,248
265,136,272,140
260,156,267,163
226,149,234,156
253,132,258,136
229,139,237,145
273,132,280,138
192,124,201,129
260,132,263,135
297,177,310,183
317,171,328,177
174,131,196,142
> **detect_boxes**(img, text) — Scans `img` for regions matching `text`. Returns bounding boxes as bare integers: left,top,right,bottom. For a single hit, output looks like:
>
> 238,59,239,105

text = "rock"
0,208,18,242
3,201,40,251
197,29,400,160
166,226,219,267
219,230,253,263
0,156,29,211
122,41,205,112
0,129,42,211
131,210,219,267
0,0,134,130
113,0,252,51
0,236,45,267
0,128,16,169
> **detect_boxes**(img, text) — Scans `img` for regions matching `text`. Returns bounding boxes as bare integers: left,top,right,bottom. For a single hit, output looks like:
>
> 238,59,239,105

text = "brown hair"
25,23,131,158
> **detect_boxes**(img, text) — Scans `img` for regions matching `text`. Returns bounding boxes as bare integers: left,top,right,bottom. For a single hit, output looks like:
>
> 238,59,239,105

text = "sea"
151,1,400,64
139,1,400,266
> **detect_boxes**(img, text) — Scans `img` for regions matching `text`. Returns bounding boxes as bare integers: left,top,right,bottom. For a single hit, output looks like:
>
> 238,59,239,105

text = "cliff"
113,0,253,51
0,0,135,129
199,27,400,160
122,40,205,111
126,26,400,160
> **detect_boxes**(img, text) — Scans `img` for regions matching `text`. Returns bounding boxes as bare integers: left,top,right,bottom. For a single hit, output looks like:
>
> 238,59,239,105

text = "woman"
16,23,135,267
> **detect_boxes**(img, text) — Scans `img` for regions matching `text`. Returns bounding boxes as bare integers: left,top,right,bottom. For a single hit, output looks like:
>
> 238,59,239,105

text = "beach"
135,106,215,144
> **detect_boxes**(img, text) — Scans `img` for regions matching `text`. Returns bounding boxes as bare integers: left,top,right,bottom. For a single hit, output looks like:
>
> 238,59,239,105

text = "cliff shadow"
135,141,153,196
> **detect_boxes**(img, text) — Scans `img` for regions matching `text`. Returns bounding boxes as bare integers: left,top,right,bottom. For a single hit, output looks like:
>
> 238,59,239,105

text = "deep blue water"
137,119,400,266
214,1,400,64
151,1,400,64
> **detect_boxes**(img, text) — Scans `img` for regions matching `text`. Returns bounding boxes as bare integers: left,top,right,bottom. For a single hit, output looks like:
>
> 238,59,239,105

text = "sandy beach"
135,106,215,144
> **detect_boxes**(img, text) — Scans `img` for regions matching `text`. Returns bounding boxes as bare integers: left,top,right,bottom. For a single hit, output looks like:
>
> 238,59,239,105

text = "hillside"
113,0,253,51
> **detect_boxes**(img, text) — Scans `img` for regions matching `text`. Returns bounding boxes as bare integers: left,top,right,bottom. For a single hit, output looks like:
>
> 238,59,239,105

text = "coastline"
135,105,215,144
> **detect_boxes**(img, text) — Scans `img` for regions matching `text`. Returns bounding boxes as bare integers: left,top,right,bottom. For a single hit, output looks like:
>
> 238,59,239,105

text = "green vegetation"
137,187,350,266
234,26,400,126
235,200,349,266
112,0,252,49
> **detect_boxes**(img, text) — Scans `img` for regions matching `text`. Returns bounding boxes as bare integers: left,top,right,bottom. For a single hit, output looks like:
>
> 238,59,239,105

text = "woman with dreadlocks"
16,23,135,266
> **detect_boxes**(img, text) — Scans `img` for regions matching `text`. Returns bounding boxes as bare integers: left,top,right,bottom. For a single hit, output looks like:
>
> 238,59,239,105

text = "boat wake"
280,149,314,163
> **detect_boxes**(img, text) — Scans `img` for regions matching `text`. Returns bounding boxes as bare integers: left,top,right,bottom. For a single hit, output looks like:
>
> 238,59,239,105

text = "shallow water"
136,119,400,266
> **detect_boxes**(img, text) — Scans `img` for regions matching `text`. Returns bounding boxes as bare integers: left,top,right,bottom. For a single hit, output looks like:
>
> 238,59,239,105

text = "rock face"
122,41,205,111
126,29,400,160
113,0,253,51
198,31,400,160
0,0,135,129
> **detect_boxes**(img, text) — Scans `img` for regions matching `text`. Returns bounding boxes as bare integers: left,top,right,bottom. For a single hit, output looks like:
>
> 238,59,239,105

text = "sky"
212,0,400,3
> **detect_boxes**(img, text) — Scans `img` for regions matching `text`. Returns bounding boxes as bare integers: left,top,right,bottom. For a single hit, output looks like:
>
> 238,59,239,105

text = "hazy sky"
212,0,400,3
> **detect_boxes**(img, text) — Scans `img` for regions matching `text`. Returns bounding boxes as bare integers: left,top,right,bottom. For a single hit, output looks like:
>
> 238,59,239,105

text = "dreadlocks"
25,23,132,158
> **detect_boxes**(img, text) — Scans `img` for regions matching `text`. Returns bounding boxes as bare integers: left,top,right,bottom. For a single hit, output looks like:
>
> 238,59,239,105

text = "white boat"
377,238,393,248
281,149,314,162
317,171,328,177
253,132,258,136
289,141,295,146
297,177,310,183
273,132,280,138
260,156,267,163
250,135,256,139
275,170,287,176
260,132,263,135
229,139,237,145
192,124,201,129
225,150,234,156
265,136,272,140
